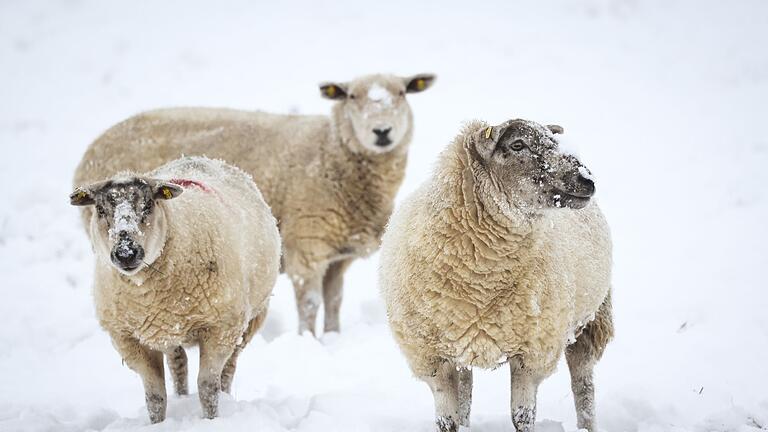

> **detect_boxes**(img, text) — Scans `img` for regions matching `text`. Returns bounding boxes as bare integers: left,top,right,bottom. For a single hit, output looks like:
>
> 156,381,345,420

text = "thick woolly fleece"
379,120,612,378
92,156,280,363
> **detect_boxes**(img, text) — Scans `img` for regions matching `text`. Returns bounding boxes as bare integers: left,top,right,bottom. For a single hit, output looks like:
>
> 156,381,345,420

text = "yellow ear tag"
485,127,493,139
162,187,173,199
326,86,336,97
416,79,426,91
75,190,88,202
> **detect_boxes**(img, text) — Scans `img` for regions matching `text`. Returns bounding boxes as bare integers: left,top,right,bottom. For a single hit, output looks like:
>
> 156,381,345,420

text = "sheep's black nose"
373,127,391,137
111,240,145,270
373,127,393,147
576,174,595,196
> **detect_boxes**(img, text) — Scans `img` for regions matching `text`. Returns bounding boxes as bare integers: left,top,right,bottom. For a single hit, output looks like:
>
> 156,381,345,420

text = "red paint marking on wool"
169,178,214,193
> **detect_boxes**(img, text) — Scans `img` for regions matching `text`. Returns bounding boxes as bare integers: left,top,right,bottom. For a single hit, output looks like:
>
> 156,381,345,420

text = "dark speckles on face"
92,179,156,227
482,119,596,211
88,178,159,274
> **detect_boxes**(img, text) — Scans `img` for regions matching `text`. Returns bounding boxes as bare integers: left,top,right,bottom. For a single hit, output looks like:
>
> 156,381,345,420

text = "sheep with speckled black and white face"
320,74,435,154
69,157,281,424
379,119,613,432
70,177,183,275
471,119,596,212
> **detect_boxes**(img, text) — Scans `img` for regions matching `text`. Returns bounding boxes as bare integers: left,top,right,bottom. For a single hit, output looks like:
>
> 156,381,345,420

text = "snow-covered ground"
1,0,767,431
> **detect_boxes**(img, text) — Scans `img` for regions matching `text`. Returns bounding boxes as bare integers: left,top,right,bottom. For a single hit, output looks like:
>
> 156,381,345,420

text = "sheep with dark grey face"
379,119,613,432
73,73,436,335
71,156,280,423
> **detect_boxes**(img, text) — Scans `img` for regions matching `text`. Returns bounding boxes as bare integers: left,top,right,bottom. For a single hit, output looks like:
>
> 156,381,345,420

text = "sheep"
73,73,436,335
70,156,281,423
379,119,613,432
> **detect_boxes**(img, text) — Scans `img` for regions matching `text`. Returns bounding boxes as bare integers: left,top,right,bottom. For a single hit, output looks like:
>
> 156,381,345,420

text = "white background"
1,0,767,431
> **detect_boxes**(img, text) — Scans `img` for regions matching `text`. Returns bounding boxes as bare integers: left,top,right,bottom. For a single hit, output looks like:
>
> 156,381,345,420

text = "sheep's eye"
510,140,526,151
349,94,356,100
399,90,405,96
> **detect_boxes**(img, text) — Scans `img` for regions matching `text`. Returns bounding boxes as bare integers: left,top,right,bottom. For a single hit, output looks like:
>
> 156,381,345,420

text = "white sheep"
73,73,436,335
70,156,281,423
379,119,613,432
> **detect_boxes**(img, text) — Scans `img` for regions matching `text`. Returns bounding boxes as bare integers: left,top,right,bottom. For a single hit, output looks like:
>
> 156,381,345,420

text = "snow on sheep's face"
320,74,435,154
70,177,183,275
473,119,596,210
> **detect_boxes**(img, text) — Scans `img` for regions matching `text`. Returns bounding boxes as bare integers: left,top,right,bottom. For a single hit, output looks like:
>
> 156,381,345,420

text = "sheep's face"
70,177,183,275
320,73,435,154
472,119,595,211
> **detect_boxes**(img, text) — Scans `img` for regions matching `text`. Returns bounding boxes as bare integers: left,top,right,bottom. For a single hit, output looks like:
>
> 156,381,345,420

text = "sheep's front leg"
167,346,188,396
457,367,473,428
322,258,353,333
291,272,323,336
510,361,542,432
198,334,235,419
424,361,461,432
111,334,167,423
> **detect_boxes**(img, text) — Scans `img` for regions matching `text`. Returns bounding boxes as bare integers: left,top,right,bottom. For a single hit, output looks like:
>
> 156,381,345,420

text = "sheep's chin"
113,263,142,276
550,191,591,210
351,133,403,155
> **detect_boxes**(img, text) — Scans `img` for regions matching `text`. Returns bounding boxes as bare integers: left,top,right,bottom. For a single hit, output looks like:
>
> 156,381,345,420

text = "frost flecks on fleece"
367,84,393,107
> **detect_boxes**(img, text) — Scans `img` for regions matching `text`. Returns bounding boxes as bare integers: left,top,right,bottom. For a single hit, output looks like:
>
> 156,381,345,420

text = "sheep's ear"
547,124,564,134
319,82,348,100
472,124,498,160
70,187,95,206
153,182,184,200
405,74,436,93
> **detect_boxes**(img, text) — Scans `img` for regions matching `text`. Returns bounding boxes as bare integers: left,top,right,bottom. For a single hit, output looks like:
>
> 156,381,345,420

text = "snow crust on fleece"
367,84,393,106
1,0,767,431
557,134,581,158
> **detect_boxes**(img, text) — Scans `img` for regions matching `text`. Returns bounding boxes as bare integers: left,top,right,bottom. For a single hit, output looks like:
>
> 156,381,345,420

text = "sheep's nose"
576,173,595,197
111,239,144,270
373,127,391,137
373,128,393,147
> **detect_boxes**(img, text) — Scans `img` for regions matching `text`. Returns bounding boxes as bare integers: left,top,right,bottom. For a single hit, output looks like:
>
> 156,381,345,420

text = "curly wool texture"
92,157,281,353
74,100,407,281
379,121,612,376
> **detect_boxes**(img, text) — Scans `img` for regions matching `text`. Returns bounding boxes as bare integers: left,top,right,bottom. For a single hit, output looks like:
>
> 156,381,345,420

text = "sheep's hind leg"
167,346,188,396
221,314,266,393
198,332,235,419
510,359,542,432
457,367,473,428
423,360,461,432
566,291,614,432
220,345,242,395
322,258,353,333
292,272,323,336
111,334,167,423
